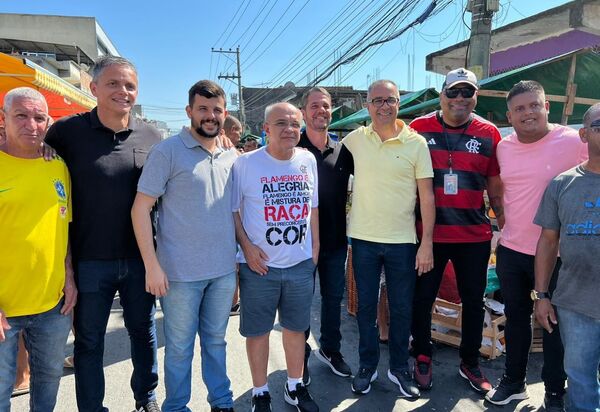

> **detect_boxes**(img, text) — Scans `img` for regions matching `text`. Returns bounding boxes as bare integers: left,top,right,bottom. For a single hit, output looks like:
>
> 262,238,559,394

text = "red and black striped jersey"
410,111,501,243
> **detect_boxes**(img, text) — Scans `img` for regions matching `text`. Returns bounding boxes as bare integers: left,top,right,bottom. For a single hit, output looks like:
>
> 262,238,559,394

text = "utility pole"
212,46,245,129
466,0,498,80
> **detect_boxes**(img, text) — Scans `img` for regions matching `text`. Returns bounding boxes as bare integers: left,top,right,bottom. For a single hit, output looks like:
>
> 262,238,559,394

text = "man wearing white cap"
409,68,503,394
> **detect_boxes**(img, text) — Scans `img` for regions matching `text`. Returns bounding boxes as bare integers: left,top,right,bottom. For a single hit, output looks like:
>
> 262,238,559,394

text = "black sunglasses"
444,88,476,99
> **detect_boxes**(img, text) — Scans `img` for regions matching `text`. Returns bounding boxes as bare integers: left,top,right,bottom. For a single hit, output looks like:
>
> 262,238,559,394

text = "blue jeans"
351,239,417,372
0,301,71,412
74,259,158,412
318,247,348,353
557,307,600,412
160,272,236,411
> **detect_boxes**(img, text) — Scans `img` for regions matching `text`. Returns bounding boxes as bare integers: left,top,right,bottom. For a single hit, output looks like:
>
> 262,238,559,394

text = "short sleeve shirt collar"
365,119,408,143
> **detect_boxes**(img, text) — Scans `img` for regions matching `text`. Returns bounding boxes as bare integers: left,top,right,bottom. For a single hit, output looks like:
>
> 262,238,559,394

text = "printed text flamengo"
260,175,307,183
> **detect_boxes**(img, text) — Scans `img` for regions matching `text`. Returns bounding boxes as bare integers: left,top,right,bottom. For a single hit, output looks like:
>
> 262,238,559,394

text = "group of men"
1,53,599,412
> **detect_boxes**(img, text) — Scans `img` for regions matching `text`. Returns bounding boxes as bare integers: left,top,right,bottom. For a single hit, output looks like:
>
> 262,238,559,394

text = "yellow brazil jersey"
0,151,71,317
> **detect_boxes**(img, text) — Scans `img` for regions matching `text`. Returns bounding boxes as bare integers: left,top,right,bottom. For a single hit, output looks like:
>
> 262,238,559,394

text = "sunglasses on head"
444,87,476,99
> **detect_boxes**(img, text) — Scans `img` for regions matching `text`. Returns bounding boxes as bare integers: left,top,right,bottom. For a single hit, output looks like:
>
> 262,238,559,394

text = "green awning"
329,87,439,129
399,48,600,125
330,105,357,123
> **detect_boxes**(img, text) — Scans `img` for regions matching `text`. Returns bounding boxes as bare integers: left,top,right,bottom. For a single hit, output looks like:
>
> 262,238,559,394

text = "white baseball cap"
443,68,478,90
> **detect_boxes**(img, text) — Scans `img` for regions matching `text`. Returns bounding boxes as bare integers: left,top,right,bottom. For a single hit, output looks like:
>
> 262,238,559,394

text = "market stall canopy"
0,52,96,119
329,87,439,129
399,48,600,126
330,105,356,123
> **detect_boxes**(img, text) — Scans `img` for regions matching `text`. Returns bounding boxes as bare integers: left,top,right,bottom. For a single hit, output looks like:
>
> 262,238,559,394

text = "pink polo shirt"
497,125,587,255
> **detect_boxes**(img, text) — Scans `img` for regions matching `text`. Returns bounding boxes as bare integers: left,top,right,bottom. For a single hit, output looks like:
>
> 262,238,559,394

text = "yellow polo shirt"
342,120,433,244
0,151,71,317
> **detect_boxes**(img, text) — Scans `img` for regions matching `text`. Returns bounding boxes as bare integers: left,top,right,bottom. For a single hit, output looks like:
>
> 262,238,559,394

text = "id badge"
444,173,458,195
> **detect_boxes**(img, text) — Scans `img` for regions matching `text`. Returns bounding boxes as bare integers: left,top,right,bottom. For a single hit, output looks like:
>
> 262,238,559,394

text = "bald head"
583,103,600,127
367,80,399,101
263,102,302,160
264,102,301,123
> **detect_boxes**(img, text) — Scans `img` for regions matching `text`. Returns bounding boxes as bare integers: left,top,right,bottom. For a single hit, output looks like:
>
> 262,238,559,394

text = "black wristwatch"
530,290,551,301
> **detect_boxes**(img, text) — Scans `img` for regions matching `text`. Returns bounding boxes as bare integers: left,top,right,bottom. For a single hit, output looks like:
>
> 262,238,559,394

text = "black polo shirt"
297,131,353,252
45,108,161,262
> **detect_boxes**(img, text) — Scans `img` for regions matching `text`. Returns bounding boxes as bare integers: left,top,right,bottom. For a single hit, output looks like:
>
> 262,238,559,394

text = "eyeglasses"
368,97,399,107
444,88,476,99
270,120,302,129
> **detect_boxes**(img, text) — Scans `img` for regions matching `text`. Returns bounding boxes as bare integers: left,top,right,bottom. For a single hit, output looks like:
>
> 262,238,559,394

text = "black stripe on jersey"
421,131,493,158
435,206,489,227
432,169,486,191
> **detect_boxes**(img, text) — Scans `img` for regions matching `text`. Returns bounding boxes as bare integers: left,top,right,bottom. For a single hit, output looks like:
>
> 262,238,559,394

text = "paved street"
11,286,547,412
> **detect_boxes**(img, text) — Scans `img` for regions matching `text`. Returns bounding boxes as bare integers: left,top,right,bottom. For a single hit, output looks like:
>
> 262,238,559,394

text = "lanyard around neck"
441,116,472,173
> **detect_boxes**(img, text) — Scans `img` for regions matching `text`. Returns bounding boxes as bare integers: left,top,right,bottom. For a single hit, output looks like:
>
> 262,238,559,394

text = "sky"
2,0,572,130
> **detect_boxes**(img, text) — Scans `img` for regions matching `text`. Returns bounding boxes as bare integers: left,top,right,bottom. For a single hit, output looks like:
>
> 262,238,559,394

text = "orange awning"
0,52,96,120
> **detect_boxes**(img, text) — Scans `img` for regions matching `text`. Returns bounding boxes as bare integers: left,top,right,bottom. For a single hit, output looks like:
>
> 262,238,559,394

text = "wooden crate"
431,298,506,360
345,246,388,318
531,319,544,353
346,246,358,316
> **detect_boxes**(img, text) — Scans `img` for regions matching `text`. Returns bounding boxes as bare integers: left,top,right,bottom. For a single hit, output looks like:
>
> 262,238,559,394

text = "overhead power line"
309,0,450,86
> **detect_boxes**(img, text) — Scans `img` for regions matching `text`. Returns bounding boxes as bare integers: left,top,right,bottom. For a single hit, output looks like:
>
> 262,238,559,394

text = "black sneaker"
135,400,161,412
284,382,319,412
211,408,234,412
485,375,528,405
543,391,565,412
387,369,420,399
251,392,272,412
315,348,352,377
351,368,378,394
303,346,311,386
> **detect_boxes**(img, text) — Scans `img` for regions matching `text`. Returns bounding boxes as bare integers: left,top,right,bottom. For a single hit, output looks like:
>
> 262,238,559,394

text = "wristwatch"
530,290,551,301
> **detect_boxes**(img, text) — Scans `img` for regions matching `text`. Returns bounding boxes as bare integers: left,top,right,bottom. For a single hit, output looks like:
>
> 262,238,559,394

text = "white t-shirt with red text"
232,147,319,268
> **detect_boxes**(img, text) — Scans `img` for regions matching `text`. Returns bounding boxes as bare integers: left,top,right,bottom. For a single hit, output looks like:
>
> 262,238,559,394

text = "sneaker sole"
387,370,420,399
458,368,489,394
351,370,378,395
315,350,352,377
415,375,433,391
484,389,529,405
283,390,301,411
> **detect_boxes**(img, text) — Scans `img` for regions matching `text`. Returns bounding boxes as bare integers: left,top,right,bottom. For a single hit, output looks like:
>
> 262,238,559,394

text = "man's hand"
0,310,10,342
61,266,78,315
145,263,169,297
218,133,234,150
39,142,57,161
242,243,269,275
535,299,557,333
415,242,433,276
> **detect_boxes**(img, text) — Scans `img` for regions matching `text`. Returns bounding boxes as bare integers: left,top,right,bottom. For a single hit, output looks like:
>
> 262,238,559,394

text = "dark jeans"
352,238,417,372
317,246,348,353
495,244,566,394
411,241,490,366
74,258,159,412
